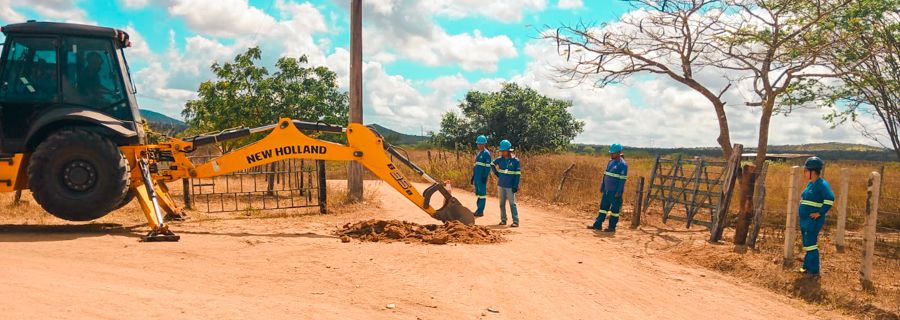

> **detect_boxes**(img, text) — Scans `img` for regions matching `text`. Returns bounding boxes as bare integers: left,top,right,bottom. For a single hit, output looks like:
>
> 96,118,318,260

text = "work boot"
499,221,507,226
510,222,519,228
603,228,616,233
586,225,598,230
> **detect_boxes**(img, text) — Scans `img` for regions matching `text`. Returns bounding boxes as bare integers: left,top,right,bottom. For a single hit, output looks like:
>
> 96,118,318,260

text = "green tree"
782,0,900,161
434,83,584,152
182,47,348,152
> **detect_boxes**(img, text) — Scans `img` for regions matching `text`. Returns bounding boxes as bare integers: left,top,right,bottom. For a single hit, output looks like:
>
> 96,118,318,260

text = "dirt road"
0,181,841,319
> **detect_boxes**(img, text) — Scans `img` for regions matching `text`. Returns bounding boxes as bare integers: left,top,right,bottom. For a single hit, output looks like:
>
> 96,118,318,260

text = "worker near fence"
492,139,521,227
588,144,628,232
798,156,835,277
471,135,492,217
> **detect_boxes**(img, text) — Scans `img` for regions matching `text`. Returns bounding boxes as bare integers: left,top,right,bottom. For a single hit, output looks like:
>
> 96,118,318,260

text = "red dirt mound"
338,219,505,245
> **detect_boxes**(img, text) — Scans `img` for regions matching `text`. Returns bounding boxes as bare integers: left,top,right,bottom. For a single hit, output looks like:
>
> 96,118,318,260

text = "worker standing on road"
492,139,521,227
471,135,492,217
588,144,628,233
798,157,835,277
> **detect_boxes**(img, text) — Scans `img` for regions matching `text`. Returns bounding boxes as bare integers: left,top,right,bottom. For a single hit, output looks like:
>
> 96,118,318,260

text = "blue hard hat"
476,135,487,145
499,139,512,151
804,156,824,170
609,143,623,154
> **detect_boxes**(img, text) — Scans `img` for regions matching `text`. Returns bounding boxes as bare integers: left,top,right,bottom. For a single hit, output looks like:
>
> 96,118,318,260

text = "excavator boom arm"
152,118,473,224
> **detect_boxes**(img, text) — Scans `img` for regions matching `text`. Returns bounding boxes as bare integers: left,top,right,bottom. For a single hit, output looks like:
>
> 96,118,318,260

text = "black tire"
28,128,130,221
112,189,136,210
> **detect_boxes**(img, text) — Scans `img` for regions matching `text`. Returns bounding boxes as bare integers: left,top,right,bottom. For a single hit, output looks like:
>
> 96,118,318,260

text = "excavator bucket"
433,196,476,225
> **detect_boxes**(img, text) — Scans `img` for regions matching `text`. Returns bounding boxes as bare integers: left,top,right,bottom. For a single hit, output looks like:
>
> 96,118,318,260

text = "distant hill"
572,142,895,161
139,109,187,135
368,124,428,145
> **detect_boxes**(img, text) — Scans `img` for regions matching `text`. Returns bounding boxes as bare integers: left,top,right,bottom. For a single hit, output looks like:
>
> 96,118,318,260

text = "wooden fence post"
182,178,192,210
860,171,880,290
710,144,743,242
318,160,327,214
642,155,660,212
631,176,645,229
783,166,801,267
734,163,757,245
747,162,769,249
835,168,849,252
553,163,576,203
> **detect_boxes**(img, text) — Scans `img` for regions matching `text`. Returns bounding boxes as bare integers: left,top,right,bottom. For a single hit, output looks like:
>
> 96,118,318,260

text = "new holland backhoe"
0,21,475,241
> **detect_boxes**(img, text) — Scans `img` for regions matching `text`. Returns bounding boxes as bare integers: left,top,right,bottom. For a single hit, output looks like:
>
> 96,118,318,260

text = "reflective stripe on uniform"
803,244,818,251
604,171,627,180
598,209,607,214
477,195,487,199
800,200,823,208
609,212,620,217
823,199,834,206
475,162,492,167
498,169,521,175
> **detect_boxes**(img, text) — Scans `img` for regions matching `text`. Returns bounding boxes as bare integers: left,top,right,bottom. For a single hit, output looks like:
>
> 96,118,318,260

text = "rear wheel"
112,189,136,210
28,128,130,221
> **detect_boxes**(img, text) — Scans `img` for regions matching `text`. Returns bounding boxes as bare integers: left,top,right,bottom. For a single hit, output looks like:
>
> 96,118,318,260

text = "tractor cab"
0,21,143,154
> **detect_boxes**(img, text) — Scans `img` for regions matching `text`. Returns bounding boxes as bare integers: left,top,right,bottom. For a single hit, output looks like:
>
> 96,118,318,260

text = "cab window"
62,37,125,109
0,37,59,103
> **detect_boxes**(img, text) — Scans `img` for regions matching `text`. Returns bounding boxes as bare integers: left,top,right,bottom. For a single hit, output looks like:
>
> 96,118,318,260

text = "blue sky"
0,0,882,147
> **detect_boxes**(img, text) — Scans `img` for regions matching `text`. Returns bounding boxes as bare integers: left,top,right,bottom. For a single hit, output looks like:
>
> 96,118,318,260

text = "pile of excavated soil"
338,219,505,245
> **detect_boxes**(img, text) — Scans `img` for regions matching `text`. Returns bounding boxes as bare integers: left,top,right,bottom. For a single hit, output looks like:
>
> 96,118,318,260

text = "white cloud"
428,0,547,23
1,0,91,24
359,1,518,72
557,0,583,9
119,0,150,9
0,0,26,23
504,36,880,147
168,0,277,38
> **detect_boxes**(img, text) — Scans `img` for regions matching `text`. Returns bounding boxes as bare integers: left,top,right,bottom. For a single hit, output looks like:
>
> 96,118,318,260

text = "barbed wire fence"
418,149,898,287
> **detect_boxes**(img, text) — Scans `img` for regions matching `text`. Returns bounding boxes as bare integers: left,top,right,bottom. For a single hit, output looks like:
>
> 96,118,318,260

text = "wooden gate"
643,155,726,228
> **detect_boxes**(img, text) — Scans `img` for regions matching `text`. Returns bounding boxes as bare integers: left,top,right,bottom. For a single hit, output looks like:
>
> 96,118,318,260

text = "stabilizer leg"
135,160,180,242
155,182,186,221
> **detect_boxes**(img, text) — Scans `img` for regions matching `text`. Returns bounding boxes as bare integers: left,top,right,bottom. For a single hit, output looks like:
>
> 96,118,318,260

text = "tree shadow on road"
0,223,144,242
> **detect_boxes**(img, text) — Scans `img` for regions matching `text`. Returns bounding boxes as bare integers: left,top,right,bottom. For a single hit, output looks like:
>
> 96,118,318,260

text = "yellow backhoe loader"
0,21,475,241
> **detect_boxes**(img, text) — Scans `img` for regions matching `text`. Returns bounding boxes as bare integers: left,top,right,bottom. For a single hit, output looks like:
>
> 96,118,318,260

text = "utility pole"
347,0,364,202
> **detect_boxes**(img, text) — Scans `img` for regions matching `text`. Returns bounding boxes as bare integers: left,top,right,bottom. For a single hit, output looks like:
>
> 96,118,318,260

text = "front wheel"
28,128,130,221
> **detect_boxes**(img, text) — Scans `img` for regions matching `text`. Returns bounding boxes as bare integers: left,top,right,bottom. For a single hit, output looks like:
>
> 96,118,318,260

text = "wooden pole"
12,190,21,206
318,160,327,214
346,0,364,202
860,171,880,290
835,168,849,252
553,163,575,203
734,163,757,245
747,162,768,249
642,155,660,212
631,176,645,229
710,144,742,242
783,165,800,267
182,178,192,209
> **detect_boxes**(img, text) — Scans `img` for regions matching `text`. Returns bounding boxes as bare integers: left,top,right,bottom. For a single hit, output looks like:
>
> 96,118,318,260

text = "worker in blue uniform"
588,143,628,233
492,139,521,227
798,156,835,277
471,135,492,217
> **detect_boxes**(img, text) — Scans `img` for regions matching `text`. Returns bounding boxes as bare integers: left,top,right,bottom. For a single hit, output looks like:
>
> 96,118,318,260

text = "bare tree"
545,0,737,157
709,0,857,168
